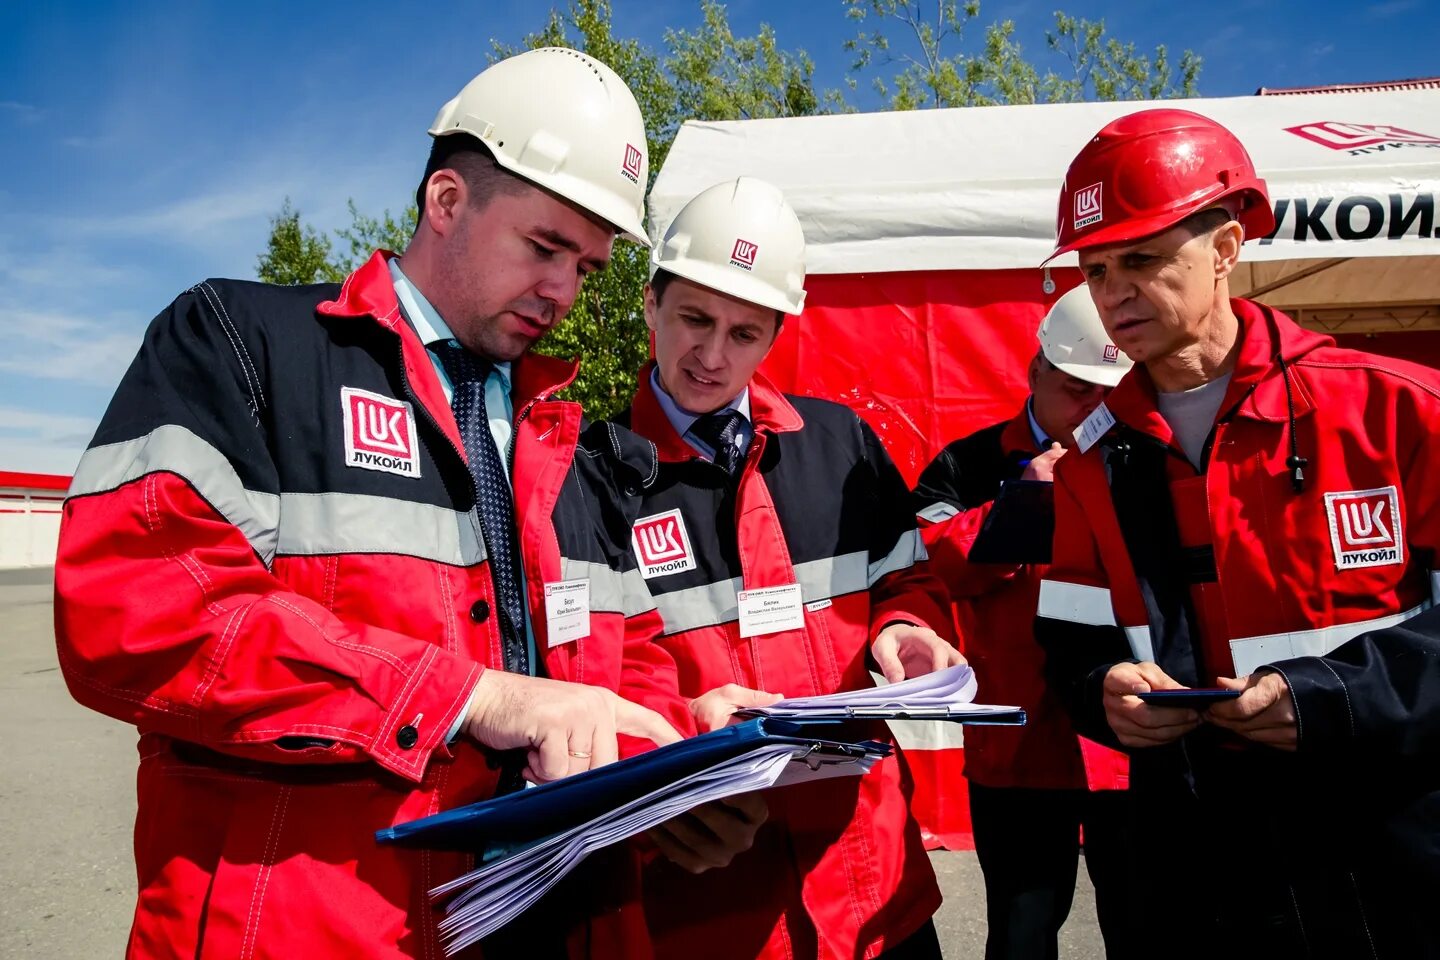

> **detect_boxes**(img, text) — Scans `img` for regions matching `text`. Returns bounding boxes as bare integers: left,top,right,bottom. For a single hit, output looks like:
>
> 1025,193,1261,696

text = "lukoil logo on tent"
1286,122,1440,154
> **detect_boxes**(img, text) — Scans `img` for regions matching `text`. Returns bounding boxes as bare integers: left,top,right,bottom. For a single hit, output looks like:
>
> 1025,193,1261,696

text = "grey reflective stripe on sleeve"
70,424,282,564
1036,578,1155,661
654,550,876,635
868,527,927,586
276,492,485,566
67,423,487,567
559,557,657,617
916,501,959,523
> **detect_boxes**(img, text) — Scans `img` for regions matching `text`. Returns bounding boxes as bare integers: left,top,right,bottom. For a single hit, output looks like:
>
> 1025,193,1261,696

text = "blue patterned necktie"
433,341,528,676
690,409,747,476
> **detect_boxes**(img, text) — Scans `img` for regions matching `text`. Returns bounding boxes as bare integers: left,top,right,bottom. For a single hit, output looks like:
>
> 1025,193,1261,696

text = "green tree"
493,0,841,416
843,0,1200,108
256,199,343,285
255,0,1201,417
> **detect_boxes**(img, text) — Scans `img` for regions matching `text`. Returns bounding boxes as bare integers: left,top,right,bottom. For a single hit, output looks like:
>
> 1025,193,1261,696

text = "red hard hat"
1048,108,1274,261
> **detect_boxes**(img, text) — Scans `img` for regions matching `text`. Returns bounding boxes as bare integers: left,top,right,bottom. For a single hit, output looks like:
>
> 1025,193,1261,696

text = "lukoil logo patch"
1074,183,1103,229
1324,485,1403,570
1102,344,1121,364
342,387,421,477
730,238,759,270
621,143,643,184
632,508,696,579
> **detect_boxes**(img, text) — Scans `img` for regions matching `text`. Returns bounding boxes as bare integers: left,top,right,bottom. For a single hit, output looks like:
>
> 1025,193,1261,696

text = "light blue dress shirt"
389,258,538,678
649,366,754,461
1025,397,1052,451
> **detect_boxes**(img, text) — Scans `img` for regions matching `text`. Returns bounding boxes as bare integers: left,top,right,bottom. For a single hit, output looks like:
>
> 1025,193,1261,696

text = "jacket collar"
318,250,580,411
1002,406,1041,456
630,361,805,463
1104,297,1326,443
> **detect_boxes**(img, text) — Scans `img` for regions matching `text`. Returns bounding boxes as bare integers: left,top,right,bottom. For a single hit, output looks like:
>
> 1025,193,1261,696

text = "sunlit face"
1029,354,1110,449
644,276,781,414
1076,221,1233,365
432,177,614,362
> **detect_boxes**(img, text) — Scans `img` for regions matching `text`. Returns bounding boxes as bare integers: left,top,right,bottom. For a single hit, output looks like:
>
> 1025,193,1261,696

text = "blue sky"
2,0,1436,474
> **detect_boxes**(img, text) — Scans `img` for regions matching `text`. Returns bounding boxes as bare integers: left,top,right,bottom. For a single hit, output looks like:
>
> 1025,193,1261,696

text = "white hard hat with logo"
651,177,807,315
429,47,650,245
1038,285,1134,388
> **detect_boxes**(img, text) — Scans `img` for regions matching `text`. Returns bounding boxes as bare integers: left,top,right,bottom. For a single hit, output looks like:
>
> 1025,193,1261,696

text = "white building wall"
0,487,64,568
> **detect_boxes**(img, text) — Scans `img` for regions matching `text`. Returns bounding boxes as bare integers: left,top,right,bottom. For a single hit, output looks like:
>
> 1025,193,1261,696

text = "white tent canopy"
649,90,1440,276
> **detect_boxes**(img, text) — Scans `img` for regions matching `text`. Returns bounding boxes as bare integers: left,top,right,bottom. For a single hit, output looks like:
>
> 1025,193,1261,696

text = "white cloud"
1367,0,1421,17
0,437,86,476
0,101,42,124
0,307,141,388
0,406,96,475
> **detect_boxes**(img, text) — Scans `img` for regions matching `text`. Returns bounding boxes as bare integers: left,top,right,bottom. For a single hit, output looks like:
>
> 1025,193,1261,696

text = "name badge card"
1073,402,1116,454
544,579,591,647
737,583,805,638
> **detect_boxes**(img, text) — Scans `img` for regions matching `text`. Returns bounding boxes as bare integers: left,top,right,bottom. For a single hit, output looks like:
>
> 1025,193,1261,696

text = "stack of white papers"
738,663,1025,723
430,738,886,954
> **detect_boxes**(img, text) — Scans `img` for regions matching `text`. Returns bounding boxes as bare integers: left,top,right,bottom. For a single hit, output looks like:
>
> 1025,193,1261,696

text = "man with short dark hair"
53,48,685,959
616,177,960,960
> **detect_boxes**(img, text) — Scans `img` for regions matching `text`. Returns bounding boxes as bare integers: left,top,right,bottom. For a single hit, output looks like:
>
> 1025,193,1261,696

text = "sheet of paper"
429,741,886,955
739,664,1023,723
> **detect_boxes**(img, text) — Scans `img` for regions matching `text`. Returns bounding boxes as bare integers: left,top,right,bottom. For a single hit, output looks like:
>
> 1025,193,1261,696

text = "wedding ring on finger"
568,750,592,759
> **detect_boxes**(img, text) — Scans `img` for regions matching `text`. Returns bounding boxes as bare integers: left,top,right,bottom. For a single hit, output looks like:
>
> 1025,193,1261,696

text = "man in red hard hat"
1035,108,1440,958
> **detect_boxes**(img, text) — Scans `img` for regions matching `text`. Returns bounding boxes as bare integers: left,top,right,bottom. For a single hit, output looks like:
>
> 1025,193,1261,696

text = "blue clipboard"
375,718,888,851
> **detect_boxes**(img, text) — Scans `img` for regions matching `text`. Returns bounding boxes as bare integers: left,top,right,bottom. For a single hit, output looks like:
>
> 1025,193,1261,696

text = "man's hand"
689,683,783,734
1021,442,1066,482
871,623,966,684
1103,661,1201,748
647,793,769,874
1206,672,1298,751
461,670,681,783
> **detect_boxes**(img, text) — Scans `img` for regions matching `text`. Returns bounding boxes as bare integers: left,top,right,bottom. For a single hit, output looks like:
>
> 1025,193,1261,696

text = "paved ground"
0,568,1103,958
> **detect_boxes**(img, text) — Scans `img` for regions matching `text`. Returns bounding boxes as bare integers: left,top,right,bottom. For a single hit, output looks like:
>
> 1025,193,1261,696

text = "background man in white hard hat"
613,176,961,960
53,48,687,959
911,285,1137,960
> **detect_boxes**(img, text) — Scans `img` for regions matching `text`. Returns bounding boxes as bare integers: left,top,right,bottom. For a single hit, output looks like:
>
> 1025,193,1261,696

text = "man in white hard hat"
53,48,688,959
613,176,961,960
911,285,1137,960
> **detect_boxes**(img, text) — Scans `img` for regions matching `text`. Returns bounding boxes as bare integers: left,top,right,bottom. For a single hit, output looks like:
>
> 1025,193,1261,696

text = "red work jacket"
913,409,1127,791
618,365,947,960
53,252,686,959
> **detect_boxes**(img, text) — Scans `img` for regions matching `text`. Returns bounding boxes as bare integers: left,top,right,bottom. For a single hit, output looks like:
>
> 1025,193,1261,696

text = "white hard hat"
1037,285,1134,388
651,177,807,315
429,47,649,245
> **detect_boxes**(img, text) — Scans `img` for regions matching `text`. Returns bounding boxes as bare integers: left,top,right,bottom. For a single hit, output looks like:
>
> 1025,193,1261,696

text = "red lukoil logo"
621,143,643,183
342,387,421,477
1324,485,1403,570
730,238,759,269
1074,183,1103,229
1102,344,1121,364
632,508,696,578
1286,122,1440,151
